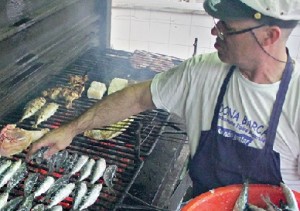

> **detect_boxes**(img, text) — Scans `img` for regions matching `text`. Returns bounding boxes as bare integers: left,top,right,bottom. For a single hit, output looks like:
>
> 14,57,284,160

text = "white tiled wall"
111,5,300,62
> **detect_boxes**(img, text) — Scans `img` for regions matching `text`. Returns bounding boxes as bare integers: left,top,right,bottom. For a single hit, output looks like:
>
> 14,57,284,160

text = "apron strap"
265,55,293,149
211,65,235,129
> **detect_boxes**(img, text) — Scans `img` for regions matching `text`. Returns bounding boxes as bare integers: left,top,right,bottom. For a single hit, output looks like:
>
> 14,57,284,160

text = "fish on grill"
78,183,102,210
17,193,34,211
0,159,22,189
0,192,9,209
49,205,63,211
90,158,106,184
24,173,39,196
6,162,27,193
0,124,50,157
33,103,59,128
0,159,12,175
33,176,55,198
19,97,47,122
31,204,45,211
44,174,70,201
103,164,118,193
47,183,75,208
72,181,88,210
79,158,95,182
70,154,89,175
1,195,23,211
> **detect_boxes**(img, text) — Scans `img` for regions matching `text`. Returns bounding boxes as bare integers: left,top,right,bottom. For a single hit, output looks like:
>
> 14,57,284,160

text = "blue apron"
189,55,293,197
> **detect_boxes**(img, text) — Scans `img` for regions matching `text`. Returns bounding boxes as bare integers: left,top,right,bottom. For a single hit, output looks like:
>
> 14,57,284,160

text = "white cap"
241,0,300,20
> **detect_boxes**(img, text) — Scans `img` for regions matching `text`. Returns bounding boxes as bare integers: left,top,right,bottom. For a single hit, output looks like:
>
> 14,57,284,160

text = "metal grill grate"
0,48,185,210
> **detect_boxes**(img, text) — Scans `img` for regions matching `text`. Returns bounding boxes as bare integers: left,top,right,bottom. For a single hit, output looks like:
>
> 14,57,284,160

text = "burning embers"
0,148,117,210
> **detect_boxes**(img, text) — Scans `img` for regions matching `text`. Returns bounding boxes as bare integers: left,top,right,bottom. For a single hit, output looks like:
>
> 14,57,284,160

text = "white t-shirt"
151,52,300,191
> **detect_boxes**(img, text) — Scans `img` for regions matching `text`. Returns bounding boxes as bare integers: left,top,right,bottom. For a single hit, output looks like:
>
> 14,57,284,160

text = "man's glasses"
213,18,265,40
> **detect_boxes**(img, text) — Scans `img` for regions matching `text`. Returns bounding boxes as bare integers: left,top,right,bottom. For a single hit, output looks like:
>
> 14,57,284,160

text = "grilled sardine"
33,103,59,128
19,97,46,122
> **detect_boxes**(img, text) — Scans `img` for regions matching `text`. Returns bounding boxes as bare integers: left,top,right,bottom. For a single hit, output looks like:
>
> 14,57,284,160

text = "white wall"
111,1,300,62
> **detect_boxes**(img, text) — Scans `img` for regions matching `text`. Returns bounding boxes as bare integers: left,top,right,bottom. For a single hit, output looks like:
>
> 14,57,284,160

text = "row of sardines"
0,147,117,210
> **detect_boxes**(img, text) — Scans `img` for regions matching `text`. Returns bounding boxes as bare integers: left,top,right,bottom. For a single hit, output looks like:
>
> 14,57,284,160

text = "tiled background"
110,2,300,61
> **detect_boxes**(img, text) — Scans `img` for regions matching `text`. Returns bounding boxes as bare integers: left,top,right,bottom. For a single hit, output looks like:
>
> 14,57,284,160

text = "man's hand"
26,125,75,160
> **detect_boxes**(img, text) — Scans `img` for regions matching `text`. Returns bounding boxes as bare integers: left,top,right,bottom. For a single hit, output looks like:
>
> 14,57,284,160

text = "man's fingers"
44,146,60,159
26,137,51,160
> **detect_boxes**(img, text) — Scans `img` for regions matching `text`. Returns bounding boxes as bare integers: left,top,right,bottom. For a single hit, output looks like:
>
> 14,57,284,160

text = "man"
28,0,300,197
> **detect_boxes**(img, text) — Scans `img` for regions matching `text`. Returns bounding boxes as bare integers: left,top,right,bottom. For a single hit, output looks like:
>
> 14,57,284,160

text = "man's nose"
211,26,218,36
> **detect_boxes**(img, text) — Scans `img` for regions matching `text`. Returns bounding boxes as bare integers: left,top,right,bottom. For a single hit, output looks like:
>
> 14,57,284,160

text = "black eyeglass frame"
213,18,265,40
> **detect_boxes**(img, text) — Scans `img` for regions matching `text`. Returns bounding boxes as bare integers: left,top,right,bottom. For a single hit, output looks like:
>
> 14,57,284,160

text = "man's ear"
262,26,281,46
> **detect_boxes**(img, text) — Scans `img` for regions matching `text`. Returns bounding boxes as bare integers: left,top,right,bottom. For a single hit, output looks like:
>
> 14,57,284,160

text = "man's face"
211,19,264,65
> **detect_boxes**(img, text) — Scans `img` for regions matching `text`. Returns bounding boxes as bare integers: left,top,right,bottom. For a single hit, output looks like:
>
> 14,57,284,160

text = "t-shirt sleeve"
150,55,204,118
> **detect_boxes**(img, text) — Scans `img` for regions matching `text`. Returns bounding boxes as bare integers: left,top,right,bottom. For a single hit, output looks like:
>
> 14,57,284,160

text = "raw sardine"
47,183,75,208
280,182,299,211
90,158,106,184
33,103,59,128
72,182,88,210
24,173,39,196
233,182,249,211
33,176,55,198
63,153,78,174
44,174,70,201
79,158,95,181
19,97,46,122
0,192,9,209
49,205,63,211
54,150,69,172
103,165,118,192
70,154,89,175
0,160,12,175
1,196,23,211
78,184,102,210
0,159,22,188
6,162,27,193
17,193,34,211
31,204,45,211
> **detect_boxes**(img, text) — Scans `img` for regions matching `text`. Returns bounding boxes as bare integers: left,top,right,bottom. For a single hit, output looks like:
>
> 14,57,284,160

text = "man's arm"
27,80,155,159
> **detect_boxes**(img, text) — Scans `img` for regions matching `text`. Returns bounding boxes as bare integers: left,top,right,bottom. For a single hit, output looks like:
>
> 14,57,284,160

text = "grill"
0,0,189,210
0,47,188,210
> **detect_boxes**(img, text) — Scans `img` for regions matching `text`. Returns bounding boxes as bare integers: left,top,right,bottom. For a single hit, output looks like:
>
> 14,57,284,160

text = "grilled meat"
0,124,49,157
19,97,47,122
68,74,88,86
42,87,63,101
